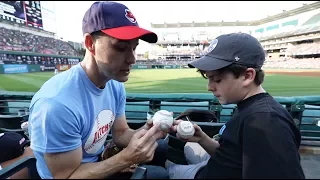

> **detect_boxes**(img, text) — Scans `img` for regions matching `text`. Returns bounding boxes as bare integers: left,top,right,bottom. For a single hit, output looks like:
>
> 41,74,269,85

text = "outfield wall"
132,64,187,69
0,64,187,74
1,63,320,74
0,64,79,74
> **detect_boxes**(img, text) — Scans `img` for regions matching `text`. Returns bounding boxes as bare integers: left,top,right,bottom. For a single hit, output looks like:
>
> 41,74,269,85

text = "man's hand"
143,118,154,130
143,112,174,132
170,119,205,143
120,123,167,165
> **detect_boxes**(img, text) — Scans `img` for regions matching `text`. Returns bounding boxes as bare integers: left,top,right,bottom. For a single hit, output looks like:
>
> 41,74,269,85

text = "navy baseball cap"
188,33,265,71
0,132,30,163
82,1,158,43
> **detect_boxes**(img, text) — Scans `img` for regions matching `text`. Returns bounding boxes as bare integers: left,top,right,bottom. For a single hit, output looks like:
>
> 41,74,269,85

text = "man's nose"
126,50,136,64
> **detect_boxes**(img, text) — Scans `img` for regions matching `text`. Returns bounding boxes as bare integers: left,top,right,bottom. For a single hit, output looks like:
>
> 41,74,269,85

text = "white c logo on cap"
203,39,218,56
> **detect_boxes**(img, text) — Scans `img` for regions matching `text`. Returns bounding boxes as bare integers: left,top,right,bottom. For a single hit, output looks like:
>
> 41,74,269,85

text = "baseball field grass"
0,68,320,96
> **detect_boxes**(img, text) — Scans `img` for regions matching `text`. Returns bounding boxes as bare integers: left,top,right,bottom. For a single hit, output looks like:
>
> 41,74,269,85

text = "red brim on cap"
101,26,158,43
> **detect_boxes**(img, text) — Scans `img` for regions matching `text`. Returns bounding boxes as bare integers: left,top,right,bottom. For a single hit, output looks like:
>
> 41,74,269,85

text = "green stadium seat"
0,115,29,139
125,101,150,121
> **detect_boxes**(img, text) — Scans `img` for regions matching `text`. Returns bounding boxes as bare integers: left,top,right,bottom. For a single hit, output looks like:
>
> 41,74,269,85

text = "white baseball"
177,121,195,139
152,110,173,131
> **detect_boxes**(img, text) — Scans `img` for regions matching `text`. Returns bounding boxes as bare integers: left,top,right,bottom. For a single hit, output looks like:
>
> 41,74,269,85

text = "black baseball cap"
82,1,158,43
0,132,30,163
188,33,265,71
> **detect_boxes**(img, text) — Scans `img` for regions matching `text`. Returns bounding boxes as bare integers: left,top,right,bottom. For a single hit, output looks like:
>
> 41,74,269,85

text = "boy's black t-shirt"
195,93,305,179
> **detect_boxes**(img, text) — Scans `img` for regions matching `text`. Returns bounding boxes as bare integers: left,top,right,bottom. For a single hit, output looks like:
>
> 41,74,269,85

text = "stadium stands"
143,4,320,68
264,58,320,69
0,27,80,57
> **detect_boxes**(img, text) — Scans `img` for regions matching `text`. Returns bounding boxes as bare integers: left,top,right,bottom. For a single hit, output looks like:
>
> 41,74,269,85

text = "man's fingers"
140,123,160,141
170,125,177,132
173,119,183,125
153,130,167,140
146,118,153,125
149,141,158,154
145,141,158,161
144,135,159,150
133,129,148,139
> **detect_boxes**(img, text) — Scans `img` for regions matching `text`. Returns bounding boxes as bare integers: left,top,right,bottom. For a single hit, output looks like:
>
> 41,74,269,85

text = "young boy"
168,32,305,179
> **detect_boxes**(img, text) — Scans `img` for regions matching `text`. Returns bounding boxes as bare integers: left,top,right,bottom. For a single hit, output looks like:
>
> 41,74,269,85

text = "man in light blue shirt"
28,1,168,179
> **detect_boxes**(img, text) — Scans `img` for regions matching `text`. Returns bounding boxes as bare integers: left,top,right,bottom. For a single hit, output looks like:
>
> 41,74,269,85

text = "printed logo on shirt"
219,124,226,135
84,109,115,154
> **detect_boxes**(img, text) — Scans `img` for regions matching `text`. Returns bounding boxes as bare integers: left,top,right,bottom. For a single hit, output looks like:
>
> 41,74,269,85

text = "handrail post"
149,100,161,113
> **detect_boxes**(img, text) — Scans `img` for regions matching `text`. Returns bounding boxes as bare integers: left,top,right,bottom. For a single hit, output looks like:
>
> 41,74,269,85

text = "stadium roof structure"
258,24,320,41
151,1,320,28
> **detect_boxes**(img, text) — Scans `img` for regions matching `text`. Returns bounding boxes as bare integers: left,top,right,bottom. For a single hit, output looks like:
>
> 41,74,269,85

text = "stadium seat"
126,120,147,130
0,156,40,179
0,115,29,139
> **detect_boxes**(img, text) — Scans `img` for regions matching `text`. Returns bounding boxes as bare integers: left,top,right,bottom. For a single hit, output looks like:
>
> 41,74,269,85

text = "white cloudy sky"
51,1,316,52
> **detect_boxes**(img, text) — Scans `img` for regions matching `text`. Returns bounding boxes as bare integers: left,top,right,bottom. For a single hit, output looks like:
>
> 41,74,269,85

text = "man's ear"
242,68,256,87
84,33,95,55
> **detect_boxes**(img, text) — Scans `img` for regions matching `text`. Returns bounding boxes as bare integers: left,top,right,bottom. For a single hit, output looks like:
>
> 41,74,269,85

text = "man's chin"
113,75,129,83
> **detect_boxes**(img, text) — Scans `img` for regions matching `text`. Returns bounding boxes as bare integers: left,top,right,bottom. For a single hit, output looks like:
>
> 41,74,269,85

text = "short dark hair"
90,30,106,42
197,64,265,85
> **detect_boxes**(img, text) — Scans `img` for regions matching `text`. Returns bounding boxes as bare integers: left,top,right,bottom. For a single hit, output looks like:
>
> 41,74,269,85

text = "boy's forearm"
198,134,220,156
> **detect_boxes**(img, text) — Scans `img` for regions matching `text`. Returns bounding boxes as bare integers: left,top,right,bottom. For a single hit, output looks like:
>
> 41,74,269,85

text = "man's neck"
80,56,110,89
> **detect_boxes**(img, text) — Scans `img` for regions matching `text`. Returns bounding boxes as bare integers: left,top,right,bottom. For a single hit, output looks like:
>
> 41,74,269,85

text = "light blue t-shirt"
28,64,126,179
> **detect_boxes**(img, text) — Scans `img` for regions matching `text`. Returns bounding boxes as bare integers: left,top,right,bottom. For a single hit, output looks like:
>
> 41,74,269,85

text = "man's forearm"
68,151,131,179
198,134,220,156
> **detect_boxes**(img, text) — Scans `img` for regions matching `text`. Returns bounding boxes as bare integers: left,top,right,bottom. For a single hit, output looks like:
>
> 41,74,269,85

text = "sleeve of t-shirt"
242,112,305,179
29,98,82,154
115,83,126,119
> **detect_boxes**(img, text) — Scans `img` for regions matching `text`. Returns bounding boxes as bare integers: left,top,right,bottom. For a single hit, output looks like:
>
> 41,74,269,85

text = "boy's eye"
207,76,222,83
213,79,221,83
